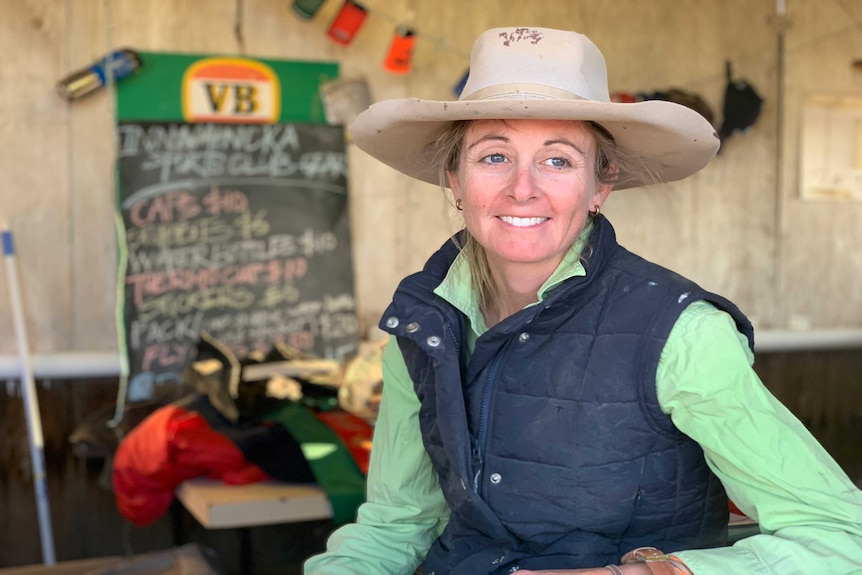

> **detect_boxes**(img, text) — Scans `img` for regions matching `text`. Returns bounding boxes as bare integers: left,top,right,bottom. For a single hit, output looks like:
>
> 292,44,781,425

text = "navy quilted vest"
380,216,754,575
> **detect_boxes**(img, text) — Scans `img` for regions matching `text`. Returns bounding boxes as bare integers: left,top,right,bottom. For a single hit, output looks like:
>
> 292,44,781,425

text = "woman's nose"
508,164,537,201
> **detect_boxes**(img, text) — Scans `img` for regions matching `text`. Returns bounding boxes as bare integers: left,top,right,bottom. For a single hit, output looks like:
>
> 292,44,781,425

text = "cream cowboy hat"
350,26,720,190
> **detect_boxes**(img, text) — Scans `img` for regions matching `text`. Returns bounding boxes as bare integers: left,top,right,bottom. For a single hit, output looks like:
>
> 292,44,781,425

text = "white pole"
2,225,56,565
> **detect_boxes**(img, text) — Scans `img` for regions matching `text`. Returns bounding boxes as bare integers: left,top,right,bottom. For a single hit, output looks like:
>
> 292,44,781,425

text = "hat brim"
350,97,720,190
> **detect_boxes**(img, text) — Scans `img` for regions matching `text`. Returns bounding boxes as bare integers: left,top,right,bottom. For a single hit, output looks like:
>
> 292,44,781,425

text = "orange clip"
384,27,416,74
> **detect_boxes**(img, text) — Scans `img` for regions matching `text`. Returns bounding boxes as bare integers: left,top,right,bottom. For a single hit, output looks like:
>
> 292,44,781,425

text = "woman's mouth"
499,216,547,228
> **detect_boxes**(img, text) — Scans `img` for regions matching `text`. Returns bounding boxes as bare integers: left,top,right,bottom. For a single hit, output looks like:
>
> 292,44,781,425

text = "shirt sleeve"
304,336,450,575
656,301,862,575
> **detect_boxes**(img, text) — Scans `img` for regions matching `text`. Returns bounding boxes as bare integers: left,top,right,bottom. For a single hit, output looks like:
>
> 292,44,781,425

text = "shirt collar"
433,219,595,338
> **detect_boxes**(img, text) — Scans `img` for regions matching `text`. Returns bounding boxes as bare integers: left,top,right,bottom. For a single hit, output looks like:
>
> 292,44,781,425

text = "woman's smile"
498,215,548,227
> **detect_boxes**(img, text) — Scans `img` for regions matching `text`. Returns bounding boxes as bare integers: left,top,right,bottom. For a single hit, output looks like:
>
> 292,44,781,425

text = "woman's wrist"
619,547,694,575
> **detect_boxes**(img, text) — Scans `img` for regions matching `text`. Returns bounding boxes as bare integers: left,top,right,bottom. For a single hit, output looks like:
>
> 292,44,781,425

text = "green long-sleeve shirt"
306,238,862,575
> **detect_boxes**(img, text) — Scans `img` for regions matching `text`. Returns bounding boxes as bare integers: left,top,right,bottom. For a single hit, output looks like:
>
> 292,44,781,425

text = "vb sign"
182,58,281,123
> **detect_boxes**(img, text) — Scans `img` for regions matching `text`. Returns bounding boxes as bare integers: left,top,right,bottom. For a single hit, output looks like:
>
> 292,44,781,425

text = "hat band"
462,83,585,102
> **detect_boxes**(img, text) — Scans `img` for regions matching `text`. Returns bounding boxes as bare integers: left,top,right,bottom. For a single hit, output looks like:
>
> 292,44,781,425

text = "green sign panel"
115,52,339,123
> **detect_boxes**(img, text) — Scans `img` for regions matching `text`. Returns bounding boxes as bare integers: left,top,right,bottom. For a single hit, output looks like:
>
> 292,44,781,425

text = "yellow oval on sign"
182,58,281,124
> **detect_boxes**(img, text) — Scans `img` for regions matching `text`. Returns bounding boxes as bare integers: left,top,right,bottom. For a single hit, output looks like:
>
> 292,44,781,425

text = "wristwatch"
620,547,694,575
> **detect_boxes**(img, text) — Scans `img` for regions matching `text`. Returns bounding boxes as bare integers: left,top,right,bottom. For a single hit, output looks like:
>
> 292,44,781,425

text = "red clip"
327,0,368,46
384,27,416,74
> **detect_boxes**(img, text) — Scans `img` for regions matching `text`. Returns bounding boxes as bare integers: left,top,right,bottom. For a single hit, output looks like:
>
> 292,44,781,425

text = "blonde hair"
427,119,659,315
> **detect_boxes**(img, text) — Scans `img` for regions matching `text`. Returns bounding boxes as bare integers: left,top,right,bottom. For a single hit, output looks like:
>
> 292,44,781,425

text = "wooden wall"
0,0,860,356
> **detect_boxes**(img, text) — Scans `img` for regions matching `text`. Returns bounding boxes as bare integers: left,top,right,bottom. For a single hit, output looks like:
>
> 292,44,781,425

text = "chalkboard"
117,121,358,400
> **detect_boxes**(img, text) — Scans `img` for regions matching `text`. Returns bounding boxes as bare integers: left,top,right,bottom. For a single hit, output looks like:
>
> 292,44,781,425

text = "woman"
304,27,862,575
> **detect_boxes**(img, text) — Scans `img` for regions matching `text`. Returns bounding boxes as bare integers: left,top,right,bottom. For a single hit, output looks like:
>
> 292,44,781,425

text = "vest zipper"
473,340,510,495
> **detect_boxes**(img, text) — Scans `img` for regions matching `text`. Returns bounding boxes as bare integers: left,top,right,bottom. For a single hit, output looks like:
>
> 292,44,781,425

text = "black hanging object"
638,88,715,125
718,61,764,150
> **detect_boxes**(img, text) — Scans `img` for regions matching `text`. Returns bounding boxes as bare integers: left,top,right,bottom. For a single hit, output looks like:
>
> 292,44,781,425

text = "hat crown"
349,26,719,190
460,27,611,103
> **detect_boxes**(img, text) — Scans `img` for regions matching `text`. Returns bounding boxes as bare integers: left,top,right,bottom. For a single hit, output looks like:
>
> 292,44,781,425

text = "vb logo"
182,58,280,123
204,84,259,114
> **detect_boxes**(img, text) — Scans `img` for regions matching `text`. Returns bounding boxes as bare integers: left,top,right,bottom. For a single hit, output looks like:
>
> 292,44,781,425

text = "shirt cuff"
674,545,772,575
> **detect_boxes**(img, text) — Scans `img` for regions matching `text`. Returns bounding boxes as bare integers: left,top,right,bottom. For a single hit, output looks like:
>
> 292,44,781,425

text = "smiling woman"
304,26,862,575
451,120,610,324
442,119,615,324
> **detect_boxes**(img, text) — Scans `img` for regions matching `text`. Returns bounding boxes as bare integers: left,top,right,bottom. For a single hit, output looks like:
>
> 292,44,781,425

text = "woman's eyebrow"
544,138,586,154
466,134,509,151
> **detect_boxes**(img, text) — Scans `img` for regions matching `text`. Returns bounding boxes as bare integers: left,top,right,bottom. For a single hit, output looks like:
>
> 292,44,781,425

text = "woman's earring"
589,205,600,218
455,198,463,211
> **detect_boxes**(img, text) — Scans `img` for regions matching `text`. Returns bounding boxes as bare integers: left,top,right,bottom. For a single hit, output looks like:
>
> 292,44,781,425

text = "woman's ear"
447,170,461,198
593,181,613,211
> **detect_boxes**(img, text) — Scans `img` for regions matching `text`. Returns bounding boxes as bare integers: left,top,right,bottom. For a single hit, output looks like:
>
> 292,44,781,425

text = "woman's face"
448,119,612,276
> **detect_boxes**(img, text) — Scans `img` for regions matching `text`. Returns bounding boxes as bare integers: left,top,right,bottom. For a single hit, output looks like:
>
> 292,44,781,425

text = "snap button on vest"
426,335,441,347
518,332,530,343
490,473,502,484
406,322,421,333
385,316,399,328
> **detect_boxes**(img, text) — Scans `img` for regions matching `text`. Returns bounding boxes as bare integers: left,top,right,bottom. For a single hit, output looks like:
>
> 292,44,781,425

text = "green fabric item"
265,403,366,525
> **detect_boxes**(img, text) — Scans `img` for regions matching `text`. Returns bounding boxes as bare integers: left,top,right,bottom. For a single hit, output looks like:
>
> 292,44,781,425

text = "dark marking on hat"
498,28,543,46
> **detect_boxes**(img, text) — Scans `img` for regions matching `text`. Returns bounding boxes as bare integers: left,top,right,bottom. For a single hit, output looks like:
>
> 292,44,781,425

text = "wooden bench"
173,479,334,573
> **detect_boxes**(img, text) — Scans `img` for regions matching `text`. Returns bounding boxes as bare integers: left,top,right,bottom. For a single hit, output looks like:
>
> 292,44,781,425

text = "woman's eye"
481,153,507,164
544,157,570,168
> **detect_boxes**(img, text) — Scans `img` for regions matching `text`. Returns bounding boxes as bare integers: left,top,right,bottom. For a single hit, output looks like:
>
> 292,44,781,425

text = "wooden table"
176,478,333,528
173,479,334,572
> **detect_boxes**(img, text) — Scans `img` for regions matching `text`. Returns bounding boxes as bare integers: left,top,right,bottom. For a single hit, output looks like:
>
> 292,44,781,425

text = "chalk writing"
129,311,205,348
118,122,358,391
137,286,256,321
119,123,347,183
119,123,302,156
127,240,315,273
126,210,270,249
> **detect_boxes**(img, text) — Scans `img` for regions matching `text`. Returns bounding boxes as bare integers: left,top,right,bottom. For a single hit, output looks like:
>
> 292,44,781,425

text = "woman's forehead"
462,118,595,150
464,118,593,139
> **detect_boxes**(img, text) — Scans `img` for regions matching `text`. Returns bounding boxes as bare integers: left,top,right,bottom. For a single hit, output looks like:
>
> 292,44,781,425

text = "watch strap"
620,547,694,575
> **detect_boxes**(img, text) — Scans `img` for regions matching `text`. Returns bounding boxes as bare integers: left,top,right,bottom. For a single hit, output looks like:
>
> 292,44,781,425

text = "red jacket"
112,403,270,526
